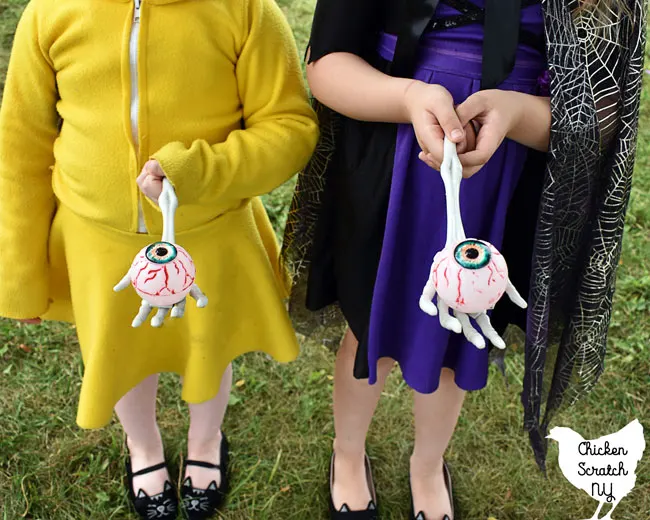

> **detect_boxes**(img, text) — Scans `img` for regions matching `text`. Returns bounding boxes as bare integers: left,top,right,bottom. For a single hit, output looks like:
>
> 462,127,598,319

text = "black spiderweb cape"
281,0,647,471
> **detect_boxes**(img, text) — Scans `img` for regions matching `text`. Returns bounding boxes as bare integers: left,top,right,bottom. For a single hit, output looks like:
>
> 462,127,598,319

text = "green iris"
145,242,178,264
454,240,490,269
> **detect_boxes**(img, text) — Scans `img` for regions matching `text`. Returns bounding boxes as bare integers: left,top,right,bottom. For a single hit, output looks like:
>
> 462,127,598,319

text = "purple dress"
366,2,547,393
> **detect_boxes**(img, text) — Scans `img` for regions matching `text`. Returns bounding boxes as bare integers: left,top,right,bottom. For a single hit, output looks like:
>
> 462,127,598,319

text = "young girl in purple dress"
282,0,645,518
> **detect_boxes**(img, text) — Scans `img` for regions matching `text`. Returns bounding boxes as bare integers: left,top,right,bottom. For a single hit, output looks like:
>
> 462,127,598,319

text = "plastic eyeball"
432,239,508,313
129,242,196,307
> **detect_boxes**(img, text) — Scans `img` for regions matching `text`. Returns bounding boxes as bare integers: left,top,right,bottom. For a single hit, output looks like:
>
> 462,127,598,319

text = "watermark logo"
546,419,645,519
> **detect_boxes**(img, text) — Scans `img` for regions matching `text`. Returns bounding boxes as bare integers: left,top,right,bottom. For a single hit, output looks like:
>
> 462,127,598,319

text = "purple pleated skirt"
366,29,546,393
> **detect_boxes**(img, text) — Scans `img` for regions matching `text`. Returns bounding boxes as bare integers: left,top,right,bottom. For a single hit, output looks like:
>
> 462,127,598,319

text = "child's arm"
150,0,318,208
0,0,58,320
307,51,418,124
455,90,551,177
306,52,468,164
506,93,551,151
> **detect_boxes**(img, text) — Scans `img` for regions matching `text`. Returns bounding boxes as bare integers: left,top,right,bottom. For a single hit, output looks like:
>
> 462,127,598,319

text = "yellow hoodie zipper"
129,0,147,233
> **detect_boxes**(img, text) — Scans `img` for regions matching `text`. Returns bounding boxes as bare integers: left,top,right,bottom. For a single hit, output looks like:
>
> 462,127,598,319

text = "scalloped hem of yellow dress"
41,197,298,429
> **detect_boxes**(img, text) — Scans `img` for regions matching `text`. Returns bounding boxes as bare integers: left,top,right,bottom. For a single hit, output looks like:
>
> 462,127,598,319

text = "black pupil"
465,247,479,259
156,247,168,257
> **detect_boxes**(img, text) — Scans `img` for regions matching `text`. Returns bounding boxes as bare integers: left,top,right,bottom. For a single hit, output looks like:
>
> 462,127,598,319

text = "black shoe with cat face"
329,453,379,520
181,432,229,520
125,459,179,519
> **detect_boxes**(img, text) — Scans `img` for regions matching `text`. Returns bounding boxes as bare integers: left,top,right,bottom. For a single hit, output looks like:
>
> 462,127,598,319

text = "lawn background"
0,0,648,518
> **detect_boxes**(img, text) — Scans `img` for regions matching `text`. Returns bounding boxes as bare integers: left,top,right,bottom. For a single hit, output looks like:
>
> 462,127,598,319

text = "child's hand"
404,81,467,169
418,120,478,171
455,90,523,178
136,160,166,202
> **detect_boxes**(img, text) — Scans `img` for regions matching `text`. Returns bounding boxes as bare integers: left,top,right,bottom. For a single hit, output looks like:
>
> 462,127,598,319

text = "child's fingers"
427,153,441,171
430,97,465,144
136,169,148,187
415,135,430,157
143,159,166,178
418,151,440,171
462,165,484,178
138,174,164,202
418,151,433,169
458,126,504,171
455,92,487,128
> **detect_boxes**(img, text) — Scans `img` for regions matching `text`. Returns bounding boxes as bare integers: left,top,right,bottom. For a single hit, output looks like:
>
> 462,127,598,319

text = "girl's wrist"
506,92,551,151
505,91,527,141
402,79,426,123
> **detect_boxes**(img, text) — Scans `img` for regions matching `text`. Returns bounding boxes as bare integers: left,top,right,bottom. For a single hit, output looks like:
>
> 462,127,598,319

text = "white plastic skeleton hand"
114,178,208,328
113,278,208,328
418,138,527,349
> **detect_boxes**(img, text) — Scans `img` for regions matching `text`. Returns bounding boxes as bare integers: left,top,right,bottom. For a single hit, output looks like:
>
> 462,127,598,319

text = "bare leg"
332,328,395,511
411,368,465,519
184,364,233,489
115,374,170,495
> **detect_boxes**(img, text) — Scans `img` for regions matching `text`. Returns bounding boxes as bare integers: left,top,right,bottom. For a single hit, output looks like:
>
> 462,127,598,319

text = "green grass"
1,1,649,519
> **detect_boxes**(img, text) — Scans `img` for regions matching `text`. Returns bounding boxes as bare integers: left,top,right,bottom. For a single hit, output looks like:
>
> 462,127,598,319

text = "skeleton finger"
189,284,208,308
151,307,170,328
437,300,462,333
113,272,132,292
171,299,186,318
473,312,506,349
455,310,485,349
132,300,153,328
506,281,527,309
419,280,438,316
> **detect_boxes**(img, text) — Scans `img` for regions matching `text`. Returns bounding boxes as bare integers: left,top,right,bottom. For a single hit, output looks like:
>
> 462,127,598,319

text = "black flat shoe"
181,431,229,519
329,452,378,519
409,461,454,520
125,458,178,519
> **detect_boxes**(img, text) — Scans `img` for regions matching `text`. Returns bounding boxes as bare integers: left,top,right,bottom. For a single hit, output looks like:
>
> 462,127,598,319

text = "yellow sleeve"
0,0,58,319
151,0,319,208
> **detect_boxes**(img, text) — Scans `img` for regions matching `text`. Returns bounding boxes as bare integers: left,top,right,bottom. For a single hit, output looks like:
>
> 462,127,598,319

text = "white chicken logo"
546,419,646,520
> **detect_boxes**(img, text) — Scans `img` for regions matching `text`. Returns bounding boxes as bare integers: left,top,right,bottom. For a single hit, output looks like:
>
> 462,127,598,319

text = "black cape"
281,0,647,472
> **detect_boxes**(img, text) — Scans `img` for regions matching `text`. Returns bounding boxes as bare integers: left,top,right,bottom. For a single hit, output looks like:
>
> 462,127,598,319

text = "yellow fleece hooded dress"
0,0,318,428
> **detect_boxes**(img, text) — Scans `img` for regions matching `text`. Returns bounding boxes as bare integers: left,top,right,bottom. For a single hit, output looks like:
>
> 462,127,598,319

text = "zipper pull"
134,0,141,21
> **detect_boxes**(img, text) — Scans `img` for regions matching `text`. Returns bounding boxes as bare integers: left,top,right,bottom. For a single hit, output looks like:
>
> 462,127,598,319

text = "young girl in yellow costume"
0,0,318,517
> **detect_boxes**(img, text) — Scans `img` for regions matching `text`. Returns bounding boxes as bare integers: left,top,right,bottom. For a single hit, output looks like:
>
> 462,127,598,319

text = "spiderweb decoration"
281,0,647,470
280,99,347,344
524,0,646,471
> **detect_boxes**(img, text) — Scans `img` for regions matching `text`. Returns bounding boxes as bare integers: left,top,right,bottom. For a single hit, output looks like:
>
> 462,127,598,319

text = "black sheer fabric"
521,0,646,471
281,0,647,471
